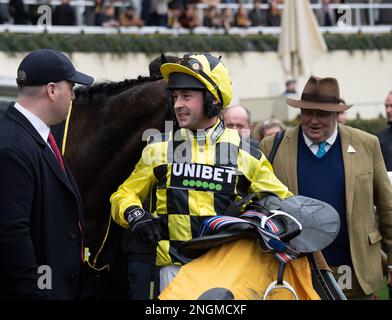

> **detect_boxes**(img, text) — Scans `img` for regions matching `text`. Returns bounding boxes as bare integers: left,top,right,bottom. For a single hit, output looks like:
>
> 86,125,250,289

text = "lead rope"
202,211,301,300
62,101,110,273
61,101,72,155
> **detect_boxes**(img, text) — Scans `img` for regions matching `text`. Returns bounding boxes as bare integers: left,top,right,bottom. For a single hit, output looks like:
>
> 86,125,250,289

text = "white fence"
1,23,392,35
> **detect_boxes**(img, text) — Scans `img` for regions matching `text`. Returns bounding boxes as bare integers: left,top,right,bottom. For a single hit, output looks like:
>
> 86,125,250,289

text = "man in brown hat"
260,75,392,299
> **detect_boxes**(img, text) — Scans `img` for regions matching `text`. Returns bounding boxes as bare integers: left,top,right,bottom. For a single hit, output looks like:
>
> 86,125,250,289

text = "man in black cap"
0,49,94,299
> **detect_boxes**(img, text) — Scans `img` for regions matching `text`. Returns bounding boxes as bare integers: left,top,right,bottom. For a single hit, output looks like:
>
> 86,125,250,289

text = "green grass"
375,277,390,300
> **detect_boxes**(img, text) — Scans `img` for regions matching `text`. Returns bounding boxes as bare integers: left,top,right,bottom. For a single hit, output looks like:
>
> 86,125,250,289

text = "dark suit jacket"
0,104,84,299
377,125,392,171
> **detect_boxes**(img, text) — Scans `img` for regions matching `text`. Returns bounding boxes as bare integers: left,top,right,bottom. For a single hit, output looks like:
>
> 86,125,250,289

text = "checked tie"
48,131,66,172
316,141,327,158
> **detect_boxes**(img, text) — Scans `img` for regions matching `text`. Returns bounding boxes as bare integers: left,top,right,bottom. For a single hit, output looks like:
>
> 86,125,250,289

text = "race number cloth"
159,239,320,300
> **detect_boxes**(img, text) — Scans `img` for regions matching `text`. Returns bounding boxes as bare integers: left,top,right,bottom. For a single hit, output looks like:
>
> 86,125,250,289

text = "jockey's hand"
124,206,161,244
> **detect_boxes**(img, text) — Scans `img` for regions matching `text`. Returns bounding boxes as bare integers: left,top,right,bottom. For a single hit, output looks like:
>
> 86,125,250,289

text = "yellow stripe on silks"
62,100,73,156
188,190,215,216
187,189,199,217
159,239,320,300
156,189,168,215
156,240,172,267
168,215,192,241
192,139,215,165
204,142,215,165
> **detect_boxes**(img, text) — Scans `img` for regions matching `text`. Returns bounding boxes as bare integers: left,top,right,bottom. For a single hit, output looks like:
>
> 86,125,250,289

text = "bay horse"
64,76,169,298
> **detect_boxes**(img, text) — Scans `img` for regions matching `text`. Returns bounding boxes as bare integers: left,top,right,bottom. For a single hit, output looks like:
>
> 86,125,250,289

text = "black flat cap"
17,49,94,87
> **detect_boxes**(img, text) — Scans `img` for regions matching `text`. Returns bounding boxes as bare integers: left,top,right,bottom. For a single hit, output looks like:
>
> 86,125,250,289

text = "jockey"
110,53,293,298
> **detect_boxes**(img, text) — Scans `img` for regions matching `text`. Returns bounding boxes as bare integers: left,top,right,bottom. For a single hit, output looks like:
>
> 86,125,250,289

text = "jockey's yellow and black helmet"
160,53,232,117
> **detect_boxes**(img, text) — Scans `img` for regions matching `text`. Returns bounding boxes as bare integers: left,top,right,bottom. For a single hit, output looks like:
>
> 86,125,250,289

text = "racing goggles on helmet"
177,57,224,106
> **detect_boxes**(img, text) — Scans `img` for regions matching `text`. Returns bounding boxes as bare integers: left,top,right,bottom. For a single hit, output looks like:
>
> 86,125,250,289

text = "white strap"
261,209,303,232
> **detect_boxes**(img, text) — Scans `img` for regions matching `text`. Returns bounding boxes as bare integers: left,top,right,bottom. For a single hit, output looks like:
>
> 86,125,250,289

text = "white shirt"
13,103,52,150
302,124,338,156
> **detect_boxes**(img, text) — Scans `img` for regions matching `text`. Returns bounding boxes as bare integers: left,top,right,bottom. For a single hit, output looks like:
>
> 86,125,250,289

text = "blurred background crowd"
1,0,392,29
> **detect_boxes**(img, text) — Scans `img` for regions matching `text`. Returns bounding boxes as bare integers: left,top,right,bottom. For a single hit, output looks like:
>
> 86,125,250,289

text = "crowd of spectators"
0,0,391,28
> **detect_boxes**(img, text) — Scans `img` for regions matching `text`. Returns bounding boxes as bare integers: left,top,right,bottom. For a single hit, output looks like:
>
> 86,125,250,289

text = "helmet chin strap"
167,90,179,131
204,91,222,118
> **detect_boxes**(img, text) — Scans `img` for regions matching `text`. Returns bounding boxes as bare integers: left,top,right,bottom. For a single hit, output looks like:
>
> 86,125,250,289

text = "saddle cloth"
159,239,320,300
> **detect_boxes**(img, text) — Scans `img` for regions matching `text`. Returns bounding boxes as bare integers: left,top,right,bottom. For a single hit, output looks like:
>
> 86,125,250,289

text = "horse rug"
159,239,320,300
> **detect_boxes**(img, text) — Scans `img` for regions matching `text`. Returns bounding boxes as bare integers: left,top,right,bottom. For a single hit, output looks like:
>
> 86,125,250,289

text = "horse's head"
65,76,168,254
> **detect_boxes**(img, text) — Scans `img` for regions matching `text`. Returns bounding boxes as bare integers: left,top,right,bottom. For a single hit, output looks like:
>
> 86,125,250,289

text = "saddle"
176,194,341,299
178,193,340,259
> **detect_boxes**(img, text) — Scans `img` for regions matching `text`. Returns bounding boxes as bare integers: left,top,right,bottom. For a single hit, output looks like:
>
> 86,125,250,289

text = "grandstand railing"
0,24,391,35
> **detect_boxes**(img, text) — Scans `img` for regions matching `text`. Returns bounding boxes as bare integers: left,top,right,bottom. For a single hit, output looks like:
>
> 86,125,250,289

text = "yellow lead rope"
61,101,73,156
62,100,110,272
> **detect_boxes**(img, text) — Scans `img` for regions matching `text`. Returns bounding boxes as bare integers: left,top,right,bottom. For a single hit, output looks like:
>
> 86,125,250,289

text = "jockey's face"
172,89,216,130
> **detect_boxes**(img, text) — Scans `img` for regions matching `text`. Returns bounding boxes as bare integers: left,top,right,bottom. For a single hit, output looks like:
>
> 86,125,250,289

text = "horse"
64,76,169,298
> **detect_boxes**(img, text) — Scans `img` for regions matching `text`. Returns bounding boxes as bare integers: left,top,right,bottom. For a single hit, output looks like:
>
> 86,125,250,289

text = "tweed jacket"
260,124,392,294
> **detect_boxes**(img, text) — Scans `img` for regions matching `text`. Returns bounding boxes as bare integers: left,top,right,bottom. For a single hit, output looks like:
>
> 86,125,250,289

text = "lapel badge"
347,145,356,153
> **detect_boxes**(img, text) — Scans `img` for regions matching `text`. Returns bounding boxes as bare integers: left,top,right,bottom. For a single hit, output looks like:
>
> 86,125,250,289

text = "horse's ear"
161,53,168,65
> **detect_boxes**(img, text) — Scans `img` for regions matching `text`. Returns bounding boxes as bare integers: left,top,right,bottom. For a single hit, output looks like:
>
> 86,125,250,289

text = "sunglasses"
177,57,224,105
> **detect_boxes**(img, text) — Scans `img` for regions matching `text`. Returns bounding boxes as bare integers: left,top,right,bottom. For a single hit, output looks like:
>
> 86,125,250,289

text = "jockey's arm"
110,145,158,228
245,151,293,199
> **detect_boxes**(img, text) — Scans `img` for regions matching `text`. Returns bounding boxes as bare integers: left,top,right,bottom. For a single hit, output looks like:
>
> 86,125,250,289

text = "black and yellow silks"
111,119,293,267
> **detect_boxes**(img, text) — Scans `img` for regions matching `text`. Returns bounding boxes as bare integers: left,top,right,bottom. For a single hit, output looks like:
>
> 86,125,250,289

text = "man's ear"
46,83,56,101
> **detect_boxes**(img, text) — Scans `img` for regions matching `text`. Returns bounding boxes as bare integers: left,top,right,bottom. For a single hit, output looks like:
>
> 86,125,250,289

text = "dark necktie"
48,131,65,172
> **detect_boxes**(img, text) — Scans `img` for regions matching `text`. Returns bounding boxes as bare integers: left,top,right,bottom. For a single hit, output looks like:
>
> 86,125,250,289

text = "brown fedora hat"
287,76,352,112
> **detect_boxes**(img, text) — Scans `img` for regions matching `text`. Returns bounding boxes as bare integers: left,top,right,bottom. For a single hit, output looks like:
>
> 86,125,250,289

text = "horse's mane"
75,75,162,101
